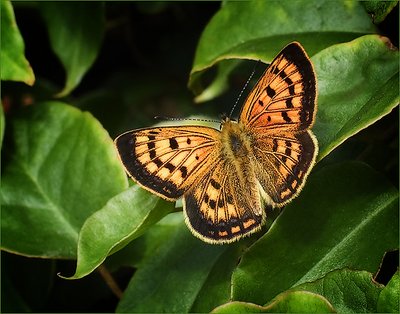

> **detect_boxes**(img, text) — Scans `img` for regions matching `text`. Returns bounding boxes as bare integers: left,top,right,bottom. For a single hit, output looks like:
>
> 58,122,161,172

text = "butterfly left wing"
115,126,220,201
183,154,266,244
239,42,316,132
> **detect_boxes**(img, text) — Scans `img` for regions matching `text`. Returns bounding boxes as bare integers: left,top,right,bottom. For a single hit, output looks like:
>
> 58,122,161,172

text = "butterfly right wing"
114,125,220,201
183,154,267,244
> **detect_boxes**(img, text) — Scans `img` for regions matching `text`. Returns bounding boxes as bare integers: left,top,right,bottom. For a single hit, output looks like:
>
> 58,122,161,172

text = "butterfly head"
220,113,237,130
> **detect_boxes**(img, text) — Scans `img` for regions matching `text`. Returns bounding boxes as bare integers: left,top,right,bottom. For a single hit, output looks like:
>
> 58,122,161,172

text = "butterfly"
115,42,317,244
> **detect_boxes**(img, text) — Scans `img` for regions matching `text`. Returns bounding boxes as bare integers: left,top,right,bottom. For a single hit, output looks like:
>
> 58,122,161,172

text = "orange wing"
183,156,266,244
239,42,316,131
239,42,318,206
252,130,317,205
114,126,220,200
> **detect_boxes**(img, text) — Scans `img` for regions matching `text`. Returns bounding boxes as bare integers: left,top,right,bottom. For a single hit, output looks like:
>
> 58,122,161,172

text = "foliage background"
1,1,399,313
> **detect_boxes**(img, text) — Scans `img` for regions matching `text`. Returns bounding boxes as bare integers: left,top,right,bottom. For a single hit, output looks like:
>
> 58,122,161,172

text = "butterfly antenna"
154,116,220,124
229,60,261,119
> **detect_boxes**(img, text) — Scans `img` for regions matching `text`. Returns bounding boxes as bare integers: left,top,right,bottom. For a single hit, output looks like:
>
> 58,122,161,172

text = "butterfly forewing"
115,126,220,200
239,42,316,131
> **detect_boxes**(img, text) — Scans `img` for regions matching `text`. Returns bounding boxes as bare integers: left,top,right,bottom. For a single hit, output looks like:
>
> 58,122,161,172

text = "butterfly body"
115,42,318,244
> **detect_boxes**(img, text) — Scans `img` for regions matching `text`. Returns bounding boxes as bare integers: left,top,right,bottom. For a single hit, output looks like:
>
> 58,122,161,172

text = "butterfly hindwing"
183,157,266,243
253,130,317,205
239,42,316,131
115,126,220,200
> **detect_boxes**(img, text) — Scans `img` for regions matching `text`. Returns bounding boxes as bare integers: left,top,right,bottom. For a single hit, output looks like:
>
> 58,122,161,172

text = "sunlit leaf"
294,269,384,313
190,0,375,97
67,186,175,279
1,0,35,85
212,291,335,313
313,35,399,160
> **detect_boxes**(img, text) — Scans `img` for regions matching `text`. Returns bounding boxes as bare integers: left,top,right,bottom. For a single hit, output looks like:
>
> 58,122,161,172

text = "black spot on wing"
285,98,294,108
209,199,216,209
169,138,179,149
153,158,163,167
266,85,276,98
147,135,156,159
165,162,176,172
210,178,221,190
281,111,292,123
180,166,188,178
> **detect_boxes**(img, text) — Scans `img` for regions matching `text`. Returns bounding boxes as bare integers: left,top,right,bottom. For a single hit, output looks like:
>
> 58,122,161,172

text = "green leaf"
190,240,251,312
116,213,229,313
1,0,35,85
212,291,335,313
193,59,242,104
189,0,375,97
313,35,399,160
1,102,128,258
232,161,398,305
39,2,104,97
66,186,175,279
294,269,384,313
377,270,400,313
362,0,399,24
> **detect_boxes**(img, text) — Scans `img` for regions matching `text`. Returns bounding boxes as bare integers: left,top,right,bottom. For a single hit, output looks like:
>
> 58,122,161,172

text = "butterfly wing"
240,42,318,206
252,130,317,205
239,42,316,131
183,156,266,244
115,125,220,200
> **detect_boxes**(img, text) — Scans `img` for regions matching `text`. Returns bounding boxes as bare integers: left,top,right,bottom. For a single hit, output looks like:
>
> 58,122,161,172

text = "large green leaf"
214,269,384,313
211,291,335,313
231,161,398,304
66,186,174,279
313,35,399,160
1,0,35,85
1,102,128,258
293,269,384,312
362,0,399,24
189,0,375,97
377,270,400,313
116,213,229,313
189,243,246,312
39,2,104,97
